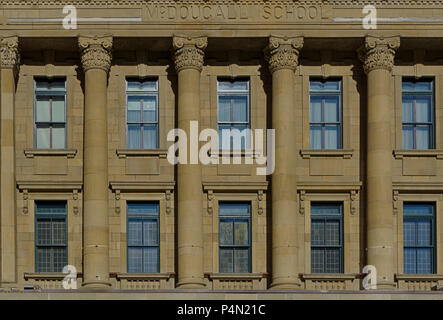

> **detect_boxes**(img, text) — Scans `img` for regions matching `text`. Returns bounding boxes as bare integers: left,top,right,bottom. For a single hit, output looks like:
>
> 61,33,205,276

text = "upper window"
35,201,67,273
126,79,159,149
309,79,342,149
402,78,434,149
34,78,67,149
310,203,343,274
127,202,160,273
217,79,250,150
403,203,435,274
219,202,251,273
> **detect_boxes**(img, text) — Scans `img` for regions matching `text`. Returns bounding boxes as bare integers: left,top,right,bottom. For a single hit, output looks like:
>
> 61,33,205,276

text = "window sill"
115,272,175,280
209,150,257,158
205,273,268,280
24,272,83,280
395,274,443,281
116,149,168,159
393,150,443,159
24,149,77,159
300,273,358,281
300,149,354,159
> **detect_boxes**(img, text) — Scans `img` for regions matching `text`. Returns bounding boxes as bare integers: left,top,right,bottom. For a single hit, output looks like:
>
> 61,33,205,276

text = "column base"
270,279,301,290
371,280,397,290
176,280,206,289
82,280,112,289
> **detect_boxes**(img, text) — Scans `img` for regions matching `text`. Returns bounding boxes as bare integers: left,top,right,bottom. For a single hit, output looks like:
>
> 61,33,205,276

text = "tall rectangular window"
35,201,67,273
126,79,158,149
402,79,434,149
403,203,435,274
127,202,160,273
34,78,67,149
219,202,251,273
310,203,343,273
217,79,250,150
309,79,342,149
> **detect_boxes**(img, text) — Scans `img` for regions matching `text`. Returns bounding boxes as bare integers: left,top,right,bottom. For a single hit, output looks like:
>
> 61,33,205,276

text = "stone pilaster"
359,35,400,289
0,36,19,286
79,35,112,288
173,35,207,289
266,36,303,289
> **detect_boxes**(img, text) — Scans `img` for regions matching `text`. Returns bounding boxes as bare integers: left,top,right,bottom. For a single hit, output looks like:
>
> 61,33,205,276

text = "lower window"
127,202,160,273
35,201,67,273
310,202,343,273
219,202,251,273
403,203,435,274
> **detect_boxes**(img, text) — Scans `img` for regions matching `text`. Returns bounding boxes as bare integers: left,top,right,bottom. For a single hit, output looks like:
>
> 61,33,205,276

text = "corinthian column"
359,36,400,289
0,36,19,285
172,35,207,289
266,36,303,289
79,35,112,288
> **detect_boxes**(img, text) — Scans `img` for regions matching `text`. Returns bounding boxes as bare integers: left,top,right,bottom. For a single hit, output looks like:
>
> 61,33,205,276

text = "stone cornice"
358,35,400,74
265,35,303,73
172,35,207,72
78,35,113,73
0,36,19,71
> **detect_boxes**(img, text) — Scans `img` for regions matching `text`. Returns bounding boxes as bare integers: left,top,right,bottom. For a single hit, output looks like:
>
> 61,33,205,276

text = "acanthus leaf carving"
78,35,113,72
358,35,400,74
172,35,207,72
265,35,304,73
0,36,20,72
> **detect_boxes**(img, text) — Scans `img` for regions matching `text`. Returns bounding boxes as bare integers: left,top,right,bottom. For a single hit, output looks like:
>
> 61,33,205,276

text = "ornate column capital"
0,36,20,71
265,35,304,74
78,35,113,73
358,36,400,74
172,35,208,73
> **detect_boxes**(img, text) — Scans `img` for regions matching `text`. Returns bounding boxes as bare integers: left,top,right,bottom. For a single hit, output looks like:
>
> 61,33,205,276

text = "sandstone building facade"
0,0,443,296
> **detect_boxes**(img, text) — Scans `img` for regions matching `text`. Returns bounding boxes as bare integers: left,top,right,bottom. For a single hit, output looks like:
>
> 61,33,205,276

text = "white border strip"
8,17,142,23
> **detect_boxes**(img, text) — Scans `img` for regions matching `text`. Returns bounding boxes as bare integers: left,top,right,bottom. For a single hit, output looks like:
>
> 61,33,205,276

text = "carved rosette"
265,36,304,74
78,36,113,72
358,36,400,74
0,36,20,71
172,36,207,72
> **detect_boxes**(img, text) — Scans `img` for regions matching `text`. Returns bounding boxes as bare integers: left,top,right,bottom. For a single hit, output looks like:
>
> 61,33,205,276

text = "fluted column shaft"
267,36,303,289
360,36,400,289
0,36,19,285
79,36,113,288
173,36,207,289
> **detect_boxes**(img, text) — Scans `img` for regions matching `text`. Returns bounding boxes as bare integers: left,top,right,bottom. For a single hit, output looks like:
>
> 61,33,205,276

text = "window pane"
310,125,322,149
311,204,342,216
325,248,341,273
128,220,142,246
52,219,66,245
309,96,322,123
417,248,433,274
234,221,249,246
232,96,248,122
220,221,233,246
324,96,339,122
53,247,67,273
234,249,249,273
417,220,432,246
219,249,233,273
324,125,339,149
415,81,432,92
219,125,250,150
36,97,51,122
402,125,414,149
404,247,416,274
403,220,416,247
311,220,324,246
127,97,141,122
52,126,66,149
143,96,157,122
52,96,65,122
127,247,143,273
218,81,248,91
323,81,340,91
143,125,158,149
309,81,324,91
404,203,434,216
127,125,142,149
36,219,52,245
402,81,415,92
128,203,159,216
36,126,50,149
325,220,340,246
36,247,51,273
219,203,250,216
143,247,159,273
127,80,157,91
415,96,432,123
416,126,431,149
402,96,414,123
218,96,232,122
143,220,158,246
311,248,324,273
